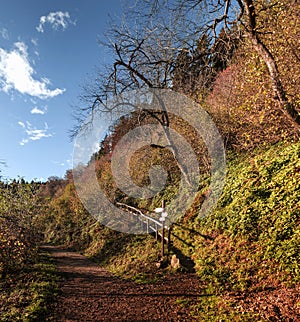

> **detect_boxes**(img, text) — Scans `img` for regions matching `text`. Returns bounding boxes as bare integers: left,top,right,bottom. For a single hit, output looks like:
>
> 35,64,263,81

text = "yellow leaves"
0,219,32,274
14,240,24,247
259,110,265,124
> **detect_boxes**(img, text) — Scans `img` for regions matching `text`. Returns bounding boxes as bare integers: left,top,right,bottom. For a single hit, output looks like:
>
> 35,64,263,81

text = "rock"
156,257,168,268
170,255,180,269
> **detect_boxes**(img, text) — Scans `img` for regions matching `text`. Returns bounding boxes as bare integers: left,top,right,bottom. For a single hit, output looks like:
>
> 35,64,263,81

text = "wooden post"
161,220,165,257
146,219,149,234
167,225,172,254
161,200,165,257
155,223,158,240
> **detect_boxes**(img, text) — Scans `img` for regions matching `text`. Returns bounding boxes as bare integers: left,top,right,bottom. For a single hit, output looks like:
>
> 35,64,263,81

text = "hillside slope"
80,141,299,320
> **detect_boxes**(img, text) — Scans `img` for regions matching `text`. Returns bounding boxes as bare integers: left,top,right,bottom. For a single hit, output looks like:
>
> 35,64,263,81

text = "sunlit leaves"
0,180,45,277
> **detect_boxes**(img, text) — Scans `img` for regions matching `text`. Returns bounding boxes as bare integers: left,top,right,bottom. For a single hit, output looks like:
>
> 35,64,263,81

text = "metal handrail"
116,202,169,237
116,202,169,228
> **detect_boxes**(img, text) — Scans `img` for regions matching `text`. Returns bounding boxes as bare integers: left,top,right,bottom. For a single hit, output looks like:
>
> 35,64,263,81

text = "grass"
0,249,59,322
84,233,163,283
190,294,262,322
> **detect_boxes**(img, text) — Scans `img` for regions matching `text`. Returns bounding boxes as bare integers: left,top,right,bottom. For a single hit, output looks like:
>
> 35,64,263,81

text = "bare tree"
73,0,239,186
74,9,205,186
74,1,235,123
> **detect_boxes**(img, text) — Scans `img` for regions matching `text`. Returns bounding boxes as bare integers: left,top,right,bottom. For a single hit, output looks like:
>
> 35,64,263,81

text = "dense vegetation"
1,0,299,320
0,180,58,321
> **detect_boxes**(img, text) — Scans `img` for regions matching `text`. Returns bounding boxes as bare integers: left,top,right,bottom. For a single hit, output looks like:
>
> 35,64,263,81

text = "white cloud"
18,121,53,145
52,158,72,167
31,39,39,57
31,38,38,47
0,42,65,99
20,139,29,145
30,106,47,115
0,28,9,40
36,11,76,33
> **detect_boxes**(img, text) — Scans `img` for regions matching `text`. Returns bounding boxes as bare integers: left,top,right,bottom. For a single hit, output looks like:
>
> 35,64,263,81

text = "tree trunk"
146,107,193,187
162,125,193,187
247,31,300,127
243,0,300,127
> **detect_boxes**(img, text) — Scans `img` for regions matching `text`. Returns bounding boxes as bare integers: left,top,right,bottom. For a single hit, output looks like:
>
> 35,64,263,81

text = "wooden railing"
116,202,172,256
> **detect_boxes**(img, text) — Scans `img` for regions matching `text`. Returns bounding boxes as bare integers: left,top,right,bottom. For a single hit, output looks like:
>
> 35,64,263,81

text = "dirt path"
44,246,205,321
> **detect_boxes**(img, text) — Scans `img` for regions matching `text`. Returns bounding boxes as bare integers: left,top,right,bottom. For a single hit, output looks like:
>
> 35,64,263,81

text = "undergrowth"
0,249,59,322
169,141,300,319
193,141,300,289
84,233,162,283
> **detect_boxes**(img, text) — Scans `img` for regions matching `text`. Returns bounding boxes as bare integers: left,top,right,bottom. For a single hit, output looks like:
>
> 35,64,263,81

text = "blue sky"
0,0,123,181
